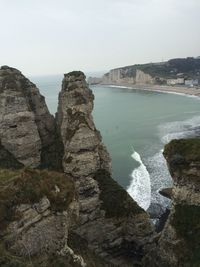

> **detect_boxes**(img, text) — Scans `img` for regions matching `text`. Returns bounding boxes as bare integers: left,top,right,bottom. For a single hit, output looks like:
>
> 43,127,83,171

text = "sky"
0,0,199,76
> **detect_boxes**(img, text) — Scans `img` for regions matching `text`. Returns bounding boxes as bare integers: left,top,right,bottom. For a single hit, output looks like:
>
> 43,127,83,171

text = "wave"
108,85,133,89
146,89,200,99
108,84,200,100
127,150,151,210
144,115,200,209
146,150,172,207
159,115,200,144
147,114,200,206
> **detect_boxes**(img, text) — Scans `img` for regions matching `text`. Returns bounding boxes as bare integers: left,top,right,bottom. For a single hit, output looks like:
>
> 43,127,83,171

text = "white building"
167,78,184,85
185,79,199,86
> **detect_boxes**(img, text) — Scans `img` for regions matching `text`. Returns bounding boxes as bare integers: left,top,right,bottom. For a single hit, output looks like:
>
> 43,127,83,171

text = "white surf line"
127,149,151,210
107,84,200,100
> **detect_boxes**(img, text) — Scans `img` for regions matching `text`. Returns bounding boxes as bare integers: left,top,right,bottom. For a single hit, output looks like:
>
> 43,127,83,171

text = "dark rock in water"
155,208,170,233
147,202,167,219
159,187,173,199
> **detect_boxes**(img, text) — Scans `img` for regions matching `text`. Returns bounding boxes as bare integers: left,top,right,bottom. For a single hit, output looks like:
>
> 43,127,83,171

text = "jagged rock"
0,140,23,169
0,68,154,267
143,139,200,267
0,66,62,170
57,71,111,176
57,71,153,266
0,169,83,266
159,187,173,199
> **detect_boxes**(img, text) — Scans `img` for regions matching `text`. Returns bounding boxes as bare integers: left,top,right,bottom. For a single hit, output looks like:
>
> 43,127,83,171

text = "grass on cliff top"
0,168,75,230
64,71,84,77
163,138,200,162
0,169,21,183
94,169,144,218
172,204,200,266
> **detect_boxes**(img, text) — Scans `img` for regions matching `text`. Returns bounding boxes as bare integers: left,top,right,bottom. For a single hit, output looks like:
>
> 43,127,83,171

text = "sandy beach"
135,84,200,97
102,83,200,97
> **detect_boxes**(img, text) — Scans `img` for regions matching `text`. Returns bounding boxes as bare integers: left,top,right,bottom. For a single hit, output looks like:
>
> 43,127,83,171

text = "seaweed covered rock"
0,66,62,170
57,71,153,266
144,139,200,267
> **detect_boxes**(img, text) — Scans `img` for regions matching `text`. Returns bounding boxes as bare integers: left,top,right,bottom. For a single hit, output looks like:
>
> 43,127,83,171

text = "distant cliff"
88,57,200,86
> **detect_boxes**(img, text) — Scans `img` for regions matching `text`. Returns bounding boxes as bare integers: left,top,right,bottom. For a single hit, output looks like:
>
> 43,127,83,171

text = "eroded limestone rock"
0,66,62,169
57,71,153,266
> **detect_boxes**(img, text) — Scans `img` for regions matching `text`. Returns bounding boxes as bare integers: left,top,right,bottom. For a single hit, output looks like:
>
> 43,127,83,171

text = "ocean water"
31,75,200,210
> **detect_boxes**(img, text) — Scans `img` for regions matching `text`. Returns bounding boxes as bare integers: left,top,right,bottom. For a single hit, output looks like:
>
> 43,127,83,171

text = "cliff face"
143,139,200,267
89,57,200,86
0,66,62,170
0,68,153,267
0,168,88,267
57,71,153,266
1,66,199,267
94,68,154,86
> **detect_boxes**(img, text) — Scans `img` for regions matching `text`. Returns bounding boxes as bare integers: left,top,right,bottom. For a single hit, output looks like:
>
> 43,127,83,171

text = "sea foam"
159,115,200,144
127,150,151,210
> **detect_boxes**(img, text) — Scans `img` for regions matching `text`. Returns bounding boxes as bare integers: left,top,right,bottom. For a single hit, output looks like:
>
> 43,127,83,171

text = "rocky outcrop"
0,66,62,170
0,169,85,267
57,71,153,266
57,71,111,176
2,66,200,267
0,68,154,266
143,139,200,267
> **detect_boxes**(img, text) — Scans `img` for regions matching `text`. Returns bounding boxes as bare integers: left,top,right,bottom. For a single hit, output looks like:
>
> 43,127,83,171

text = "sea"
30,74,200,211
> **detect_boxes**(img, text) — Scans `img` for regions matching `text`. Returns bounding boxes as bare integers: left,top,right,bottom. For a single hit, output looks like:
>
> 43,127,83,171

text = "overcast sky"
0,0,199,76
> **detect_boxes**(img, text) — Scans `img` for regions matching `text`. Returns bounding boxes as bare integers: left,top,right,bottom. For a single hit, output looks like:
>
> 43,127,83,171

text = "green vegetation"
0,169,21,183
120,57,200,80
172,204,200,266
0,243,27,267
94,169,144,218
136,63,175,78
64,71,84,77
0,168,75,230
164,138,200,162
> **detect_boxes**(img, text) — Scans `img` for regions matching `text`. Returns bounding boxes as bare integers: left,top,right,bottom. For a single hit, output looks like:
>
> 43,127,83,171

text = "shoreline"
97,83,200,98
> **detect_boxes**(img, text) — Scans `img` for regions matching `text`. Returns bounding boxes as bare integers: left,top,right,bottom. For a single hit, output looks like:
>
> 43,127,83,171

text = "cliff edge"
144,138,200,267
